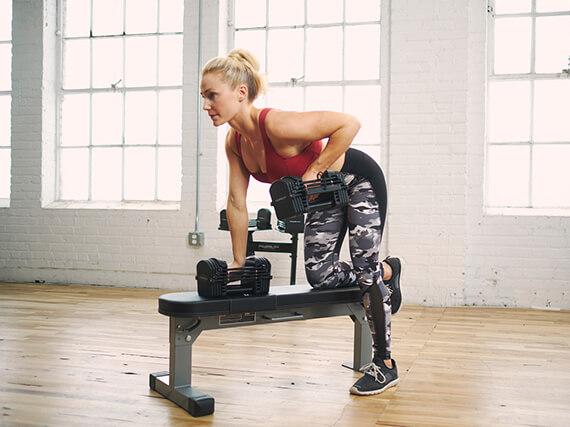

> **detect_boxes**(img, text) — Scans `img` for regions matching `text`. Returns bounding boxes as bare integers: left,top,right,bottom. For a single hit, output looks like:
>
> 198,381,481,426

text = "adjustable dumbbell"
269,171,349,220
196,256,272,298
219,208,272,231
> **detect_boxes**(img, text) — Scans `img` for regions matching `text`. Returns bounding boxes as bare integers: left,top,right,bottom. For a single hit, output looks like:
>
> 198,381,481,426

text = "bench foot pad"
150,372,215,417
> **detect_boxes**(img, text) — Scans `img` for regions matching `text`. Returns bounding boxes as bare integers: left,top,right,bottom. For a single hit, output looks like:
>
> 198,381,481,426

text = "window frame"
0,0,12,206
486,0,570,212
54,0,184,205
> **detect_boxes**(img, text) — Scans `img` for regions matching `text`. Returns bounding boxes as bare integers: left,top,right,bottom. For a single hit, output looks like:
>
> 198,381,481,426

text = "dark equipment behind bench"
149,284,372,417
219,208,304,285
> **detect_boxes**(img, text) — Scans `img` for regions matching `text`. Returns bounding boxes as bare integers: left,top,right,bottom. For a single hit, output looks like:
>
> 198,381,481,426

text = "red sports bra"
235,108,323,183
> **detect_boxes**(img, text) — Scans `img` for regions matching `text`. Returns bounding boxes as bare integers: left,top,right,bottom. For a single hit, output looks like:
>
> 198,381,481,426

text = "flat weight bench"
149,284,372,417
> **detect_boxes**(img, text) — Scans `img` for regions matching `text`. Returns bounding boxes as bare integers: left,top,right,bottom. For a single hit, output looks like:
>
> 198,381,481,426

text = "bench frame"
149,301,372,417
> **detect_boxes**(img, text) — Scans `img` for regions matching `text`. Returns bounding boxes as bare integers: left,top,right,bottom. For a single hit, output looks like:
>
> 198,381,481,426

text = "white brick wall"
388,0,469,307
1,0,569,308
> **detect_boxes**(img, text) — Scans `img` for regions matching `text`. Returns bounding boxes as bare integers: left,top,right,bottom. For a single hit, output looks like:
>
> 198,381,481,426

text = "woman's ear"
238,84,248,102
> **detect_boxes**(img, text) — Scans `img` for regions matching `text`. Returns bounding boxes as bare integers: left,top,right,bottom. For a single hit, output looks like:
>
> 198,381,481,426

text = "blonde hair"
202,49,266,102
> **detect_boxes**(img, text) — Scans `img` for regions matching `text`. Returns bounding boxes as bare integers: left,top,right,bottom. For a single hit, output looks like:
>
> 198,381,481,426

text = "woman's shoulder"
224,127,241,155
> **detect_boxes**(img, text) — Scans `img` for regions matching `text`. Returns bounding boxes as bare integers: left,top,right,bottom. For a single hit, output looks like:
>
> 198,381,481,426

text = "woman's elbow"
227,194,247,211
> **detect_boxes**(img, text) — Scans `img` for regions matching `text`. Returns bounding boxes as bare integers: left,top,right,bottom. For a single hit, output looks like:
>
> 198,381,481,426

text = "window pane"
305,86,342,112
125,36,158,87
493,17,531,74
346,0,381,22
532,145,570,207
488,81,531,142
61,94,89,147
268,0,304,26
535,16,570,74
92,92,123,146
0,149,10,198
345,85,381,145
63,39,90,89
64,0,90,38
494,0,531,14
125,91,157,145
235,0,266,28
234,30,266,73
266,87,303,111
92,37,123,89
93,0,124,36
307,0,343,24
126,0,157,34
306,27,343,81
0,95,10,146
345,25,380,80
92,147,122,200
487,145,530,207
0,0,12,40
124,147,155,200
159,0,184,33
60,148,89,200
247,179,270,204
0,44,10,91
158,89,182,145
158,34,183,86
536,0,570,12
533,80,570,142
267,29,303,82
157,147,181,200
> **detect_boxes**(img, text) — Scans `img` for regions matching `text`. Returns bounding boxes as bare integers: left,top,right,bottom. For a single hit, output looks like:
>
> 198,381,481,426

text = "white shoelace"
362,362,387,383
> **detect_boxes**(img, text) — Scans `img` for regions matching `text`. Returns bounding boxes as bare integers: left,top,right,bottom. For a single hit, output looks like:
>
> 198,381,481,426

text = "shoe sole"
386,257,402,315
349,378,399,396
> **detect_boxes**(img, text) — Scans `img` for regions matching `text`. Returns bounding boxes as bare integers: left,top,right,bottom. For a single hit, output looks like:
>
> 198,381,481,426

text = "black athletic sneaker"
383,256,402,315
350,359,399,396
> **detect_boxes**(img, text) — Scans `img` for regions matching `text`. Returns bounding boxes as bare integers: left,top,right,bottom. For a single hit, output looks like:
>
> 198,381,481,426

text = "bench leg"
343,303,372,371
149,317,214,417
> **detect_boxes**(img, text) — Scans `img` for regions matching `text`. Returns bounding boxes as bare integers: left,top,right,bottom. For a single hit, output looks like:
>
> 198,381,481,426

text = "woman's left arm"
265,110,361,181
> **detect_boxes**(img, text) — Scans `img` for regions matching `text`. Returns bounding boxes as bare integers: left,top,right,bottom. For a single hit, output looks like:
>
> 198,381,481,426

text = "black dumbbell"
277,213,305,234
269,171,349,220
196,256,272,298
219,208,272,231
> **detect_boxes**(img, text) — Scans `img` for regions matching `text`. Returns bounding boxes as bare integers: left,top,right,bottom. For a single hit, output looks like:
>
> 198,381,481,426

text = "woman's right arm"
225,130,250,268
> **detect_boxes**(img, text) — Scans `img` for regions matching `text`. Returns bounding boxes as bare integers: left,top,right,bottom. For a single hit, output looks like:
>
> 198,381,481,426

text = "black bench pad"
158,284,361,317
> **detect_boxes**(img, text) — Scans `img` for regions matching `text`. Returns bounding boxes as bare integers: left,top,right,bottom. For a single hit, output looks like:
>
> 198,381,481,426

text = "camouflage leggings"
304,174,391,360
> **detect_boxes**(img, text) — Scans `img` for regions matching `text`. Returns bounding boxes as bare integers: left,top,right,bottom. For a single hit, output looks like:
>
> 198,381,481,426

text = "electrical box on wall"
188,232,205,247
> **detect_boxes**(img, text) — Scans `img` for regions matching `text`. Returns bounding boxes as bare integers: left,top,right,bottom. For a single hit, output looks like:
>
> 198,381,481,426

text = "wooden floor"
1,283,569,427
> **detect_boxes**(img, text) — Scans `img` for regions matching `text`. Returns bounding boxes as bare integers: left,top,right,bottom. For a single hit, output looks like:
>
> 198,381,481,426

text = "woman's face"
200,72,243,127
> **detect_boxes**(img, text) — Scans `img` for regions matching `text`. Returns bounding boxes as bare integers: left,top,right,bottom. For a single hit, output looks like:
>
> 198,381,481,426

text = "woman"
200,49,402,396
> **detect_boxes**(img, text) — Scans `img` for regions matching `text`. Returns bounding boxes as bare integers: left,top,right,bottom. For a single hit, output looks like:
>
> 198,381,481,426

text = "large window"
231,0,382,207
487,0,570,209
0,0,11,203
58,0,183,202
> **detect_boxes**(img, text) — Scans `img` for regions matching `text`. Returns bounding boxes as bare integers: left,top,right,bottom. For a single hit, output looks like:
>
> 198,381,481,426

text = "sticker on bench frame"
219,312,256,325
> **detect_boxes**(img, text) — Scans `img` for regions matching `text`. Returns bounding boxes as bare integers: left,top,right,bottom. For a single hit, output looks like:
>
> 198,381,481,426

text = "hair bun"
228,48,260,72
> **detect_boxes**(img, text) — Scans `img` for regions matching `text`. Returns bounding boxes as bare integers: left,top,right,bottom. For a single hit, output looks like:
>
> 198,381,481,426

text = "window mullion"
121,0,127,201
302,0,307,110
529,0,536,207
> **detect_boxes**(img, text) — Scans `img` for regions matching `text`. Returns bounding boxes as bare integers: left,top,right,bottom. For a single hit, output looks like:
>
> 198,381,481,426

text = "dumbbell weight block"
196,258,229,298
269,176,308,220
256,208,272,230
277,213,305,234
240,256,272,295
